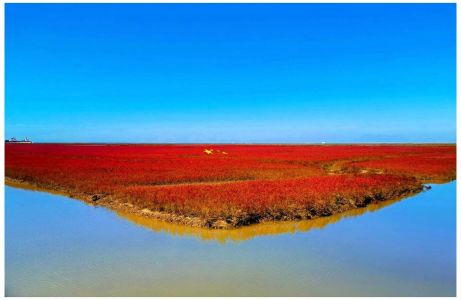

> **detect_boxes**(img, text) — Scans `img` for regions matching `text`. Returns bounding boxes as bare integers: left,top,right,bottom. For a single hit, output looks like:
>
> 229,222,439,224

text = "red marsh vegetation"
5,144,456,228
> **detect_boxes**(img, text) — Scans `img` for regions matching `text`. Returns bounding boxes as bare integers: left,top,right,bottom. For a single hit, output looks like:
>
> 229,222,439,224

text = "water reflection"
6,182,456,296
7,179,419,244
117,195,410,244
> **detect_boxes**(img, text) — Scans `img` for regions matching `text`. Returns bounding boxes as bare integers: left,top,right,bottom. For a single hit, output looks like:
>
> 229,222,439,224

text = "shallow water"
5,182,456,296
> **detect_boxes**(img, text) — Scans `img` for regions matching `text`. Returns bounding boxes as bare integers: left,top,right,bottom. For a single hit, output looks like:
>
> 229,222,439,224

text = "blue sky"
5,4,456,143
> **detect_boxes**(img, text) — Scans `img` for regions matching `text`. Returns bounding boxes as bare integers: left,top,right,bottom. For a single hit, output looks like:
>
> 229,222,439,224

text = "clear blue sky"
5,4,456,143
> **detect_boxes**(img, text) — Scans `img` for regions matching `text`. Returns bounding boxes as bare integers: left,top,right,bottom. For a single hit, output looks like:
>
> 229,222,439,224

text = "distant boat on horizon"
5,137,32,144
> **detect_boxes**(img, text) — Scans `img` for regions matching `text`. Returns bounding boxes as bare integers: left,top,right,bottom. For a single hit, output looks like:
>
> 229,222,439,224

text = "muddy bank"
5,177,426,229
116,195,417,243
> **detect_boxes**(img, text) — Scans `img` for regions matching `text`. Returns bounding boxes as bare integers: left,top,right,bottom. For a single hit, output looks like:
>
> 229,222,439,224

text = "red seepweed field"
5,144,456,228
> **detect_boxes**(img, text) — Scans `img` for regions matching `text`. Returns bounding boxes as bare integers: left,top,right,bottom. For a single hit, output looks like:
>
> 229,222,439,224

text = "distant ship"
5,137,32,144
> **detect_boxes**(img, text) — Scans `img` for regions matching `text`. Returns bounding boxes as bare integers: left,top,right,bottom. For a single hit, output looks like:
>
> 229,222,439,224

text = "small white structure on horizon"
5,137,32,144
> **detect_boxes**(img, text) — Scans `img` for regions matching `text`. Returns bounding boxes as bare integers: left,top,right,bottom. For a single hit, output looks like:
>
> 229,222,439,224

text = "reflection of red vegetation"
5,144,456,227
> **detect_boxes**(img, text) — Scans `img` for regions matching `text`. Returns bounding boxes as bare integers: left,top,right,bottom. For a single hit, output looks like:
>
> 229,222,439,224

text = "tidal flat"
5,144,456,228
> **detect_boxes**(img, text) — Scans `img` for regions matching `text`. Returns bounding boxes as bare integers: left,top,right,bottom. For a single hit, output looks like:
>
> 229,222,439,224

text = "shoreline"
5,176,428,229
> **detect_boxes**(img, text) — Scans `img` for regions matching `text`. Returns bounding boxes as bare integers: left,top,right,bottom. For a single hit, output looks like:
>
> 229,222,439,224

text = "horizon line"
5,142,456,145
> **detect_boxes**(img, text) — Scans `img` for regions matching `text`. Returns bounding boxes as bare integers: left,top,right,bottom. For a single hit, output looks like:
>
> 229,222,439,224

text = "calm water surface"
5,182,456,296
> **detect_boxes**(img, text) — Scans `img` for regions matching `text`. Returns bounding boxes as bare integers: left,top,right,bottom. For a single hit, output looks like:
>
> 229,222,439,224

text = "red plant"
5,144,456,226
